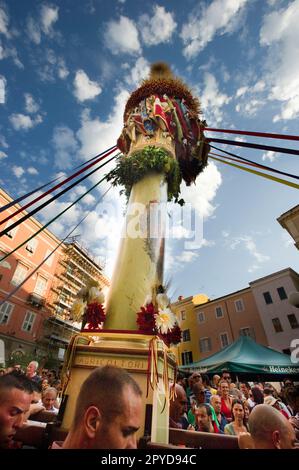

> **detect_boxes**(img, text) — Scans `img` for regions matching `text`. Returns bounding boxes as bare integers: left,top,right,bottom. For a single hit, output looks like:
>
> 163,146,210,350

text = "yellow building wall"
171,294,209,366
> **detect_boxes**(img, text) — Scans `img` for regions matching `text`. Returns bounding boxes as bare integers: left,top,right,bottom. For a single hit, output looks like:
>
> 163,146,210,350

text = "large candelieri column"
104,172,167,330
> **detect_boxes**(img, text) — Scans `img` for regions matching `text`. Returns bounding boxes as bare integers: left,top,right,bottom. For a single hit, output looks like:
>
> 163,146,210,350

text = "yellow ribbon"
209,155,299,190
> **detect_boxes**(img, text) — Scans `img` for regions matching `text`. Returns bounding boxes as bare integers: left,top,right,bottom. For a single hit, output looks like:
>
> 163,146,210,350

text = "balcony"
27,292,45,309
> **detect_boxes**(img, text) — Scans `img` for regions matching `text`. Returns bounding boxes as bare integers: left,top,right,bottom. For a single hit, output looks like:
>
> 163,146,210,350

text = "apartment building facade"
0,188,63,364
249,268,299,354
172,288,267,365
44,241,110,360
0,188,110,365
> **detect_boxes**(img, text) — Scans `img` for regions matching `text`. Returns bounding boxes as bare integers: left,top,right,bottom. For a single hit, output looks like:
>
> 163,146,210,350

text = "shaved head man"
60,366,142,449
169,384,188,429
248,404,297,449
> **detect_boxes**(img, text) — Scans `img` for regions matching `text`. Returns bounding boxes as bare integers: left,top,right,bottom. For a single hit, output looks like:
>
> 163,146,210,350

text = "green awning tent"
179,336,299,380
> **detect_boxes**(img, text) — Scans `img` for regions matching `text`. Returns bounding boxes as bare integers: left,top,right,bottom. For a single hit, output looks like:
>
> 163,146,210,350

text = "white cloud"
41,4,59,35
24,93,39,113
26,17,41,44
73,69,102,102
27,167,38,175
198,72,231,124
235,99,265,117
0,75,6,103
0,134,8,148
0,41,23,68
38,50,69,82
105,16,141,55
181,0,248,59
125,56,150,87
175,250,199,264
12,166,25,178
180,160,222,219
0,150,7,160
52,125,79,169
76,89,130,276
139,5,177,46
236,86,248,98
57,57,69,79
262,151,276,162
225,233,270,272
9,113,43,130
0,4,10,38
260,0,299,121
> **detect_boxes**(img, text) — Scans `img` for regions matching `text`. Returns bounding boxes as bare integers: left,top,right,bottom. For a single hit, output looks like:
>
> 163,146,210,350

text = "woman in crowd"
219,381,233,422
224,399,248,436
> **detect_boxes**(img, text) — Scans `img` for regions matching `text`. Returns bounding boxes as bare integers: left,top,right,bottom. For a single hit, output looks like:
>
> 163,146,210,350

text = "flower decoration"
136,291,182,346
70,280,106,331
136,302,156,333
154,307,176,335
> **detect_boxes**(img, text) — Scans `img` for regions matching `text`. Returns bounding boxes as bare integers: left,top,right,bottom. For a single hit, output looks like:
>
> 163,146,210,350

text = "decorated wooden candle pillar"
104,63,210,332
62,64,210,443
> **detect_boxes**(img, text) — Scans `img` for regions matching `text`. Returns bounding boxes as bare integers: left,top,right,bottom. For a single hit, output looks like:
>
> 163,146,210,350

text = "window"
181,310,186,321
44,249,54,267
282,348,291,355
0,302,14,324
272,317,283,333
235,299,244,312
277,287,287,300
215,306,223,318
182,329,191,342
21,311,36,332
287,314,299,329
240,327,255,340
34,276,47,296
11,263,29,286
181,351,193,365
199,337,212,353
197,312,205,324
5,223,18,239
0,250,11,270
263,292,273,304
26,238,38,254
220,333,229,348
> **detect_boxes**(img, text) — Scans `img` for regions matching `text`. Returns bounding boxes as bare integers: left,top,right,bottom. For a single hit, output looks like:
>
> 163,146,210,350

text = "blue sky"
0,0,298,301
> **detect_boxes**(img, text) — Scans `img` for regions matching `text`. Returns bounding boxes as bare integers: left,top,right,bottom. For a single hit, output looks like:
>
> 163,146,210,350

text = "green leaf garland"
106,146,184,204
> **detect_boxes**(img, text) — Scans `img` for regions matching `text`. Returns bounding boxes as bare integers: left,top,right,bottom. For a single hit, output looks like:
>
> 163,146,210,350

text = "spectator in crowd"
248,386,264,409
243,400,250,426
264,395,291,419
221,370,232,384
170,383,189,430
42,387,59,414
219,381,233,422
229,383,243,399
26,361,42,385
187,383,206,427
239,382,251,400
195,404,215,433
212,375,220,390
201,374,217,398
53,366,142,449
248,404,297,449
210,395,228,433
224,399,248,436
0,374,32,448
285,386,299,439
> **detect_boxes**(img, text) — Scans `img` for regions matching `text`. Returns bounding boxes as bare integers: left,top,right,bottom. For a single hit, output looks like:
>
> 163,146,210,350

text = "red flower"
136,302,156,333
85,302,106,330
159,323,182,347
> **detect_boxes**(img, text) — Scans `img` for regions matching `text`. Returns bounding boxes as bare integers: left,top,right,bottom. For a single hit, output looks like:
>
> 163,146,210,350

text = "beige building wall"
172,288,268,364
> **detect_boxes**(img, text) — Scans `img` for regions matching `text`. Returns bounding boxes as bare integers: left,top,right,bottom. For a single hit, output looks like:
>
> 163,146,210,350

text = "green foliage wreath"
107,146,184,205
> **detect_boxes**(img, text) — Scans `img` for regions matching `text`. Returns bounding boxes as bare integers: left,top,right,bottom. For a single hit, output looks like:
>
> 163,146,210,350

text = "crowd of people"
0,361,298,449
170,370,299,448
